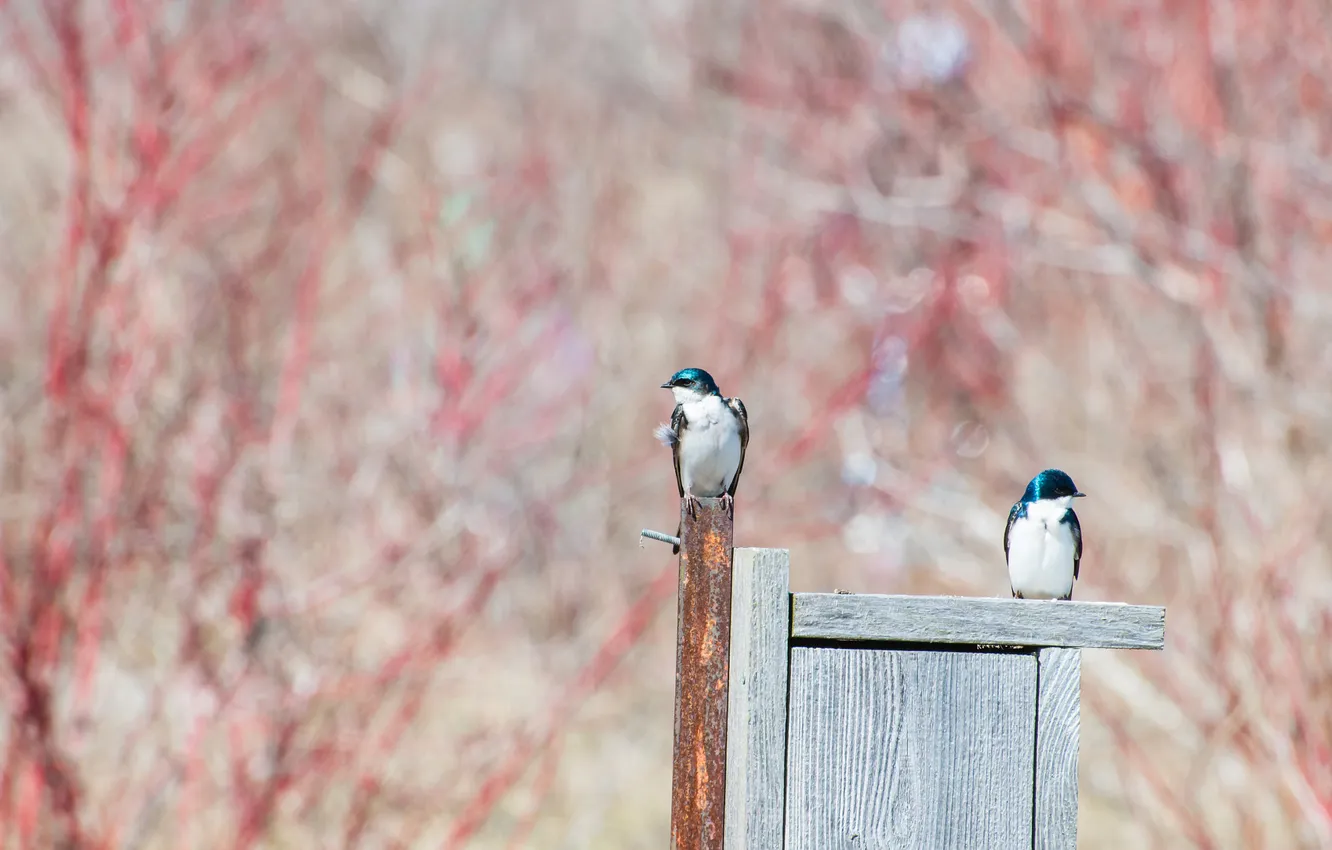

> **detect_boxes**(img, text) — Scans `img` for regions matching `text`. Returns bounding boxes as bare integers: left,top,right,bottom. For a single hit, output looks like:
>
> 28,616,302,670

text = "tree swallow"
654,368,749,554
1003,468,1085,600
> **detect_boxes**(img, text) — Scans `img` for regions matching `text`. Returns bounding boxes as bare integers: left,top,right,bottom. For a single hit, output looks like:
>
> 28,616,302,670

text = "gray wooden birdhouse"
722,548,1166,850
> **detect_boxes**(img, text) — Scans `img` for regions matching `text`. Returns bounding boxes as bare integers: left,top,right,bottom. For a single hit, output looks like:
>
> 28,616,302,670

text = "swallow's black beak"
1073,492,1087,498
660,382,673,389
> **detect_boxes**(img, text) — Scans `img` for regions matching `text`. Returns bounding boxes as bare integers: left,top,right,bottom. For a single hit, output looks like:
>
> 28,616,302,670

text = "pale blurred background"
0,0,1329,847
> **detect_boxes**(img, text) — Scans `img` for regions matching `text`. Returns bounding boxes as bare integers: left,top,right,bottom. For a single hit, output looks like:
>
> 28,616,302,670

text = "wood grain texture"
785,648,1037,850
793,593,1165,650
1035,648,1081,850
724,549,791,850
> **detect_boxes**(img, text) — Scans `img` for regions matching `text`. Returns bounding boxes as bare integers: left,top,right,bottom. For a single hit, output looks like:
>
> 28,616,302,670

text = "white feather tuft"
653,423,678,447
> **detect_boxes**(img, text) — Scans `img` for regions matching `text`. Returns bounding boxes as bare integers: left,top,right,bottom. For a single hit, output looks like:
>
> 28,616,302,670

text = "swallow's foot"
685,493,703,518
720,492,734,517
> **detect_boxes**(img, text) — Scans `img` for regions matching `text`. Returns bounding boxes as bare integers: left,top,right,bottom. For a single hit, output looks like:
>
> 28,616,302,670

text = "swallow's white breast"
678,395,742,497
1007,498,1076,600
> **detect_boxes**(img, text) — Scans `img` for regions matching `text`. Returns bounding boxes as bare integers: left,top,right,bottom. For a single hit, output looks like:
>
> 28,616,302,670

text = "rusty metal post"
670,496,734,850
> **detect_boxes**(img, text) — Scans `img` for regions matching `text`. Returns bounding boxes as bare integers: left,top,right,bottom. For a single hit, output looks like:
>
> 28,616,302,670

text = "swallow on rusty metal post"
654,368,748,554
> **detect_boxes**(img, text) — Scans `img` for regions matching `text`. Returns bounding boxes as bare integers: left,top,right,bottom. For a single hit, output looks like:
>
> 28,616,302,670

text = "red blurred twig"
439,561,679,849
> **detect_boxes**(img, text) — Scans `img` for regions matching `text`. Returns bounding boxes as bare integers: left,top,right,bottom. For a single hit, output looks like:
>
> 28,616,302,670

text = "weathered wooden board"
1035,648,1081,850
793,593,1165,650
785,647,1037,850
724,549,791,850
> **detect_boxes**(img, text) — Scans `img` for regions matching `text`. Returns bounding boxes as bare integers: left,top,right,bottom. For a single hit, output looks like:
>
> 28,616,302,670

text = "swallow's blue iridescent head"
1022,469,1085,503
661,367,721,398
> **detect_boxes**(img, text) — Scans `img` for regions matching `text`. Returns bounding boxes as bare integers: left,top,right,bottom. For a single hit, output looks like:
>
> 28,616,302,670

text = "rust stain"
670,497,734,850
699,616,717,663
695,743,708,807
